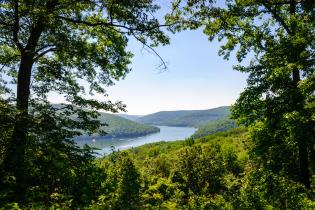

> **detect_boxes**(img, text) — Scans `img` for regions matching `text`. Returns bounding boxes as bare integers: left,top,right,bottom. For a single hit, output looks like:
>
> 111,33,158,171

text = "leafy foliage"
94,127,248,209
167,0,315,189
0,0,169,204
1,0,314,208
92,152,141,209
2,121,315,209
0,101,105,208
191,119,237,139
91,127,314,209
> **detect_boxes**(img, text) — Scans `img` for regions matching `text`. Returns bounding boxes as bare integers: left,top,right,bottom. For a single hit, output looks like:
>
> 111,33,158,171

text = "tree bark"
298,135,311,189
292,69,311,189
2,20,44,201
2,54,34,201
289,0,310,189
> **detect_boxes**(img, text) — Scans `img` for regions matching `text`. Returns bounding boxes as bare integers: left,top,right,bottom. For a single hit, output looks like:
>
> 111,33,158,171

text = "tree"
93,152,141,209
0,0,169,201
167,0,315,188
115,154,141,209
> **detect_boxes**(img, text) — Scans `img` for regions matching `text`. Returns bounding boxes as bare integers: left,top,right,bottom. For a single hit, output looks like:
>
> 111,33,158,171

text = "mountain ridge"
117,114,143,121
51,104,160,139
136,106,230,127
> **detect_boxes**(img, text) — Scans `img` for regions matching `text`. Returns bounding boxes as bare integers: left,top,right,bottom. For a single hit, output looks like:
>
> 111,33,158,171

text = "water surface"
75,126,196,155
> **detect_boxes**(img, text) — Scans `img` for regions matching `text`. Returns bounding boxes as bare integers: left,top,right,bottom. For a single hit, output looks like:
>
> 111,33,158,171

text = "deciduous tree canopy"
0,0,169,202
167,0,315,188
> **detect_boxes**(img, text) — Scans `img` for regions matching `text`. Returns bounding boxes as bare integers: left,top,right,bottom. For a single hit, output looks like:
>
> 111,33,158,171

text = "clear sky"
104,28,247,115
49,2,248,115
49,28,248,115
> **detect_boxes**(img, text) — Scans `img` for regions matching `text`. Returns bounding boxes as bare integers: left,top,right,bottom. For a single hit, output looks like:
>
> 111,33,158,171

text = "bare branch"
131,32,167,70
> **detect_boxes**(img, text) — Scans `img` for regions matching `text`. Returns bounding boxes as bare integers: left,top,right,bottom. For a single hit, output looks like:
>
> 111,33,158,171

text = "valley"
75,106,234,153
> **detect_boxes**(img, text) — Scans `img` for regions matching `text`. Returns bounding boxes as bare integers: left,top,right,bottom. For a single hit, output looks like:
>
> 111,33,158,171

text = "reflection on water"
75,126,196,155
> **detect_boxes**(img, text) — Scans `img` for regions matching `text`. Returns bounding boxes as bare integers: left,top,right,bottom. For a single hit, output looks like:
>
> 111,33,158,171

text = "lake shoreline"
75,126,197,155
74,128,161,141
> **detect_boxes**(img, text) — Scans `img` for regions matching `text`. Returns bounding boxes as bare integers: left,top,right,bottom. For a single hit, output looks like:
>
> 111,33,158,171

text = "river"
75,126,196,155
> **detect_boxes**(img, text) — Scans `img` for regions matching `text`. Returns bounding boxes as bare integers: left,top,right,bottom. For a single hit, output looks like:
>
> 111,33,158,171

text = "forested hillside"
79,112,160,139
136,106,230,127
191,119,237,139
117,114,143,121
89,127,313,209
2,127,314,209
52,104,159,139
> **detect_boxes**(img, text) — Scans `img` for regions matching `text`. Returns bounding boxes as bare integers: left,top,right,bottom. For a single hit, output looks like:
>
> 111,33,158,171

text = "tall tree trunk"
2,20,43,201
2,54,34,201
289,0,310,189
298,135,311,188
292,69,310,189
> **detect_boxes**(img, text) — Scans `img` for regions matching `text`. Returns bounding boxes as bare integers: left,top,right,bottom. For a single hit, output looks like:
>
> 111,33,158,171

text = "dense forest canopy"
191,119,237,139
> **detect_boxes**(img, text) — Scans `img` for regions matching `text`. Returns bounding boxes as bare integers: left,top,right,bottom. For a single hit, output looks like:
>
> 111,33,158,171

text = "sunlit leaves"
168,0,315,189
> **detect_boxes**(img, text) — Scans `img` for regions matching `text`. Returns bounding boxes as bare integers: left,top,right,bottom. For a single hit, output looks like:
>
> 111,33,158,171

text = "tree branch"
34,47,57,61
0,54,19,72
131,32,167,70
12,0,24,51
261,2,292,35
35,44,56,54
0,19,12,27
57,15,177,33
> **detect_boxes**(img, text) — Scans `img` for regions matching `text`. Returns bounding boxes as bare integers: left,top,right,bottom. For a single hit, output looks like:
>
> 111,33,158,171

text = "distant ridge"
136,106,230,127
117,114,143,121
95,112,159,138
51,104,159,139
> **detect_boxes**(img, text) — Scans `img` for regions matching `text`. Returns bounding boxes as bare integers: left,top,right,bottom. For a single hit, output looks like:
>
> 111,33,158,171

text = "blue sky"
104,0,248,115
103,28,248,115
49,1,248,115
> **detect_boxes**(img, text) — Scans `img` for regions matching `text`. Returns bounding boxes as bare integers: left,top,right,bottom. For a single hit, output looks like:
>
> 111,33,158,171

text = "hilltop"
69,111,159,139
136,106,230,127
95,112,160,138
